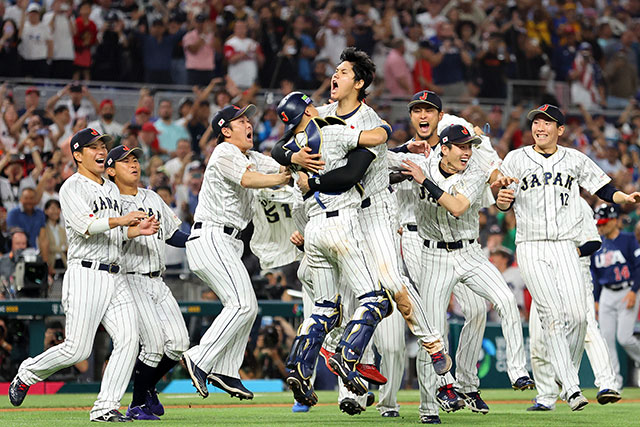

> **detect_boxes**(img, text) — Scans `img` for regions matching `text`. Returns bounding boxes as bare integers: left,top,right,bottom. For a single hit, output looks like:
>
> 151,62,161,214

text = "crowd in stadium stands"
1,0,640,381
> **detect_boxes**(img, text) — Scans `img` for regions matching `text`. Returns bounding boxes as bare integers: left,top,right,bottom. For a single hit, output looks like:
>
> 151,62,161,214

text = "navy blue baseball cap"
277,91,313,132
527,104,565,126
70,128,113,153
211,104,257,138
105,145,143,169
594,204,620,225
439,124,481,145
408,90,442,112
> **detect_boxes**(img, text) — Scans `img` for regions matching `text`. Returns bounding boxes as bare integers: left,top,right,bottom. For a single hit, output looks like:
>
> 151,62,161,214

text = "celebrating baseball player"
402,124,533,424
105,145,191,420
278,48,450,416
496,104,640,411
9,128,159,422
528,198,620,411
181,105,291,400
273,91,400,409
591,204,640,391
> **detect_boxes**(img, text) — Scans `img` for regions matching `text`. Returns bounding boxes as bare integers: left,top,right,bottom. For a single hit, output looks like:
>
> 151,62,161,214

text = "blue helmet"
277,92,313,132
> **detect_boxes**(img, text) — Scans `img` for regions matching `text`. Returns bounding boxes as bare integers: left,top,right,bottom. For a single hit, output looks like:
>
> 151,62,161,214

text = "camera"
262,325,279,348
54,331,64,342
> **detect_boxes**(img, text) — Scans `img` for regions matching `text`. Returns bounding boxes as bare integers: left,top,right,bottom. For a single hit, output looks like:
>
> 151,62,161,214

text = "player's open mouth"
419,122,430,133
460,157,469,165
247,131,253,140
331,80,339,91
96,158,105,165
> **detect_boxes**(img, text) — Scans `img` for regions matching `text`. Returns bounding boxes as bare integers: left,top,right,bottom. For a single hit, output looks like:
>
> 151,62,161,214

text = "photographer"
43,320,89,381
254,322,288,380
0,228,49,298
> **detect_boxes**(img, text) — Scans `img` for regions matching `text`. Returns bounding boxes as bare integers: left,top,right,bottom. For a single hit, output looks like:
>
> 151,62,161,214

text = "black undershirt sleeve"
595,183,618,202
578,240,601,257
307,148,375,193
271,129,296,166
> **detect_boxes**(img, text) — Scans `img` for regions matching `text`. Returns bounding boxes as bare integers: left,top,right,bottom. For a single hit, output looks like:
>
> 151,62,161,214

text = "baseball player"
8,128,159,422
105,145,191,420
181,104,291,400
591,204,640,390
528,198,620,411
273,91,399,408
402,124,533,424
391,91,497,415
290,48,449,416
496,104,640,411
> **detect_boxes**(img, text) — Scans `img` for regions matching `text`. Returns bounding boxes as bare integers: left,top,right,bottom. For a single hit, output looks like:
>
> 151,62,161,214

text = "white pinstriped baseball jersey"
500,146,610,243
59,173,123,264
120,188,182,274
316,102,386,198
193,142,281,230
303,124,363,217
577,197,601,246
414,154,489,242
250,186,303,270
394,179,417,227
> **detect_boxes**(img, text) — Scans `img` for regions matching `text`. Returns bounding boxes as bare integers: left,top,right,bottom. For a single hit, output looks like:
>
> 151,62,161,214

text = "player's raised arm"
356,122,392,147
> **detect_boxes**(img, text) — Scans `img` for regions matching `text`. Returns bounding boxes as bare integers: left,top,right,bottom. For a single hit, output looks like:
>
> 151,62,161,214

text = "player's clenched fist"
119,210,148,226
296,172,311,193
290,230,304,247
496,188,515,210
276,168,292,185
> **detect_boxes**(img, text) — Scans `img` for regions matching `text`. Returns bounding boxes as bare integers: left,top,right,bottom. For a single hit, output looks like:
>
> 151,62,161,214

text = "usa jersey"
590,232,640,301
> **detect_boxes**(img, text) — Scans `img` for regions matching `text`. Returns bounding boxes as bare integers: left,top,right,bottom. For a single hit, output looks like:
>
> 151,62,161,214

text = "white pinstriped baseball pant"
518,240,586,398
184,225,258,378
126,275,189,366
18,263,139,419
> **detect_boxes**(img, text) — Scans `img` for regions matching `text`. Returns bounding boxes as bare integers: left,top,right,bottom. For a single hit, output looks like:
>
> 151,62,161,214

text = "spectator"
73,1,97,81
489,245,527,320
48,105,72,146
175,165,202,222
0,18,21,77
186,100,210,155
7,188,46,248
155,185,187,270
35,166,61,211
257,5,288,88
0,230,30,296
43,0,75,79
18,3,52,78
164,138,194,184
552,26,578,82
351,13,376,59
383,39,412,98
430,20,472,98
38,199,66,277
569,42,604,110
255,106,283,150
138,122,165,159
43,321,89,380
604,32,638,109
47,83,98,123
18,87,46,120
224,19,264,90
92,12,128,82
87,99,124,138
291,15,317,89
0,154,37,212
316,10,347,68
132,106,152,127
138,19,187,84
154,99,191,153
475,32,510,99
168,12,188,85
183,14,217,86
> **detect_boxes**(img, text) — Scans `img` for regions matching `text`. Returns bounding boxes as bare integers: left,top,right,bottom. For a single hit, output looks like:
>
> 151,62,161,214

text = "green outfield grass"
1,388,639,426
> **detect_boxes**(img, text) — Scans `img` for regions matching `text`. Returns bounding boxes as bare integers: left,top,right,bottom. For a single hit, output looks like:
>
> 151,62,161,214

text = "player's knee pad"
337,290,392,362
286,296,342,378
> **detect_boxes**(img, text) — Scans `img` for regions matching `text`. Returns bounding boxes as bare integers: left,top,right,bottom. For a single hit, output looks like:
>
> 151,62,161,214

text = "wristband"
308,176,321,192
379,124,392,139
422,178,444,200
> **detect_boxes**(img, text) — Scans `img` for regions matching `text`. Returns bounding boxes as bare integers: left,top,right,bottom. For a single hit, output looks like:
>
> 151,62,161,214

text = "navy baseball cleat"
182,354,209,398
145,389,164,416
430,350,452,375
8,376,29,406
512,376,535,391
286,370,317,407
90,409,132,422
436,384,465,412
366,391,375,407
339,397,365,415
381,410,399,417
527,402,552,411
207,373,253,400
126,405,160,421
328,353,368,396
596,389,621,405
461,391,489,414
420,415,442,424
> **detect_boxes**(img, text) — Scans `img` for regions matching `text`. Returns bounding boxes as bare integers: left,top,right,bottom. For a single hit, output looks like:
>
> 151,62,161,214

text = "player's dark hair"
339,47,375,101
154,185,172,195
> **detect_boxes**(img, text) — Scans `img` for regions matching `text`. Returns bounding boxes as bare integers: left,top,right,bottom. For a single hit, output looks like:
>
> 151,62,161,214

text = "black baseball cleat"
461,391,490,414
596,389,621,405
512,376,535,391
339,398,365,415
286,370,318,407
381,410,399,417
182,354,209,398
436,384,465,413
8,377,29,407
430,350,452,375
366,391,375,407
420,415,441,424
328,354,367,396
207,373,254,400
90,409,133,422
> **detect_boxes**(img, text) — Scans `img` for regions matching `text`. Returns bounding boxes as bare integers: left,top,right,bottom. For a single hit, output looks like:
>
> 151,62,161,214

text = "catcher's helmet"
277,92,313,132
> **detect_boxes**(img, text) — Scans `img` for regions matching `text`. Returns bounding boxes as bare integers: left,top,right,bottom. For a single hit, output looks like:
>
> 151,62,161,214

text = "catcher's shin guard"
286,296,342,378
336,289,392,365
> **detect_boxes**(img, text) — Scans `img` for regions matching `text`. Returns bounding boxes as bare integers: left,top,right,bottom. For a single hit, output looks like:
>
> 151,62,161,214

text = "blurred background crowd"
1,0,640,385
